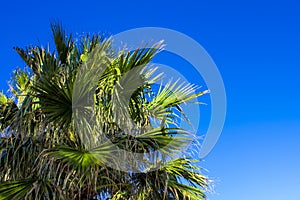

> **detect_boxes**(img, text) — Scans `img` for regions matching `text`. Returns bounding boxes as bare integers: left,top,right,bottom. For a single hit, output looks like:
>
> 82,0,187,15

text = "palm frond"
51,23,74,64
0,178,36,200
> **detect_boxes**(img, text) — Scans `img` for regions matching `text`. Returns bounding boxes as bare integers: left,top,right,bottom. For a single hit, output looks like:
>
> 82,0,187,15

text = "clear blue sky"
1,0,300,199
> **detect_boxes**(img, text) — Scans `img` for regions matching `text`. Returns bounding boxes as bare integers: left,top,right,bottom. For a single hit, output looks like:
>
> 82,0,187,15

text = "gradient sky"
1,0,300,199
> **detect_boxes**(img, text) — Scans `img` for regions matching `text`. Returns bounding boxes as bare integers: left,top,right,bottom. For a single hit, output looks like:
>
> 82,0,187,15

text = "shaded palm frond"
51,22,75,65
0,92,18,132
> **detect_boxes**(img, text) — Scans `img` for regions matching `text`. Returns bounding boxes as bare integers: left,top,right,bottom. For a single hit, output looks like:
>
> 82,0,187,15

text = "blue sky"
1,0,300,199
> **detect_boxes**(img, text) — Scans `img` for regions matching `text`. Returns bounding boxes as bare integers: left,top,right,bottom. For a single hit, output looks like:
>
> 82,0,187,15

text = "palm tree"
0,23,209,199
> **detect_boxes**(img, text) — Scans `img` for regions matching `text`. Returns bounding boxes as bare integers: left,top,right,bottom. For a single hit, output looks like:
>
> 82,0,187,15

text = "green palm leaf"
0,179,36,200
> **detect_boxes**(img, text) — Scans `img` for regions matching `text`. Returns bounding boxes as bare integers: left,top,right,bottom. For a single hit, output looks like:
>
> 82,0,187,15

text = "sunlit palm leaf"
0,178,35,200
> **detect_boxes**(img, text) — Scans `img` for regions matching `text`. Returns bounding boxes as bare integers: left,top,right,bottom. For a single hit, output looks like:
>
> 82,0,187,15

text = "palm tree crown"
0,24,209,200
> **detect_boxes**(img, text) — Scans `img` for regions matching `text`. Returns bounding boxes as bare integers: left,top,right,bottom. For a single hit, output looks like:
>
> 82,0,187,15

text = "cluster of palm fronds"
0,24,209,199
